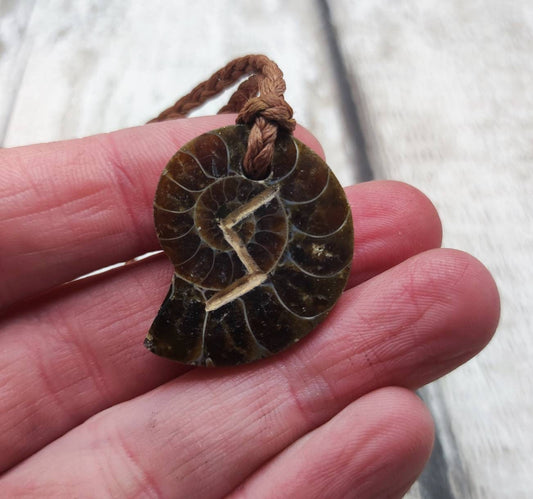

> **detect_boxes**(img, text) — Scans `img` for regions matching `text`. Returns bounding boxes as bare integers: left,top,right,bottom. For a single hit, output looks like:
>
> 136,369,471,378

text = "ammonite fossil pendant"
145,125,353,367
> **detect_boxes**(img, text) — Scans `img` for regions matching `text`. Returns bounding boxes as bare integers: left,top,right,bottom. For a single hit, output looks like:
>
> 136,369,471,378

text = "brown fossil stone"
146,125,353,367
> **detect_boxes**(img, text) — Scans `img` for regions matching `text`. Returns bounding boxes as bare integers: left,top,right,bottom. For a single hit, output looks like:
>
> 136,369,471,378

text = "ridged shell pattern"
146,125,353,366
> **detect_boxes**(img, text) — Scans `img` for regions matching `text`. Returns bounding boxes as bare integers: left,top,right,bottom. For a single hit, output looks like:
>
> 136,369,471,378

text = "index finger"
0,115,323,309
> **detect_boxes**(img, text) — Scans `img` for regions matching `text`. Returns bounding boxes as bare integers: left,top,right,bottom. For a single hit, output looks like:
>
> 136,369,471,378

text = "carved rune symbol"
204,185,280,312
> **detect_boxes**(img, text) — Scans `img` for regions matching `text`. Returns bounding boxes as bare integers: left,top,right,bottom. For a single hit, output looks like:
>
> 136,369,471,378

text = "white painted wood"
328,1,533,497
0,0,35,141
1,0,356,185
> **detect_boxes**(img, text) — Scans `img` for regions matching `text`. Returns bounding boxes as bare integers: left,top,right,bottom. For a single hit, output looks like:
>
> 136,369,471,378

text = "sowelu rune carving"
145,125,353,367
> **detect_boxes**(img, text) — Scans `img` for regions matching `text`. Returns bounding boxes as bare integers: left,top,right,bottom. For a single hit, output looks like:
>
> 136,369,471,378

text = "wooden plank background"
1,1,531,497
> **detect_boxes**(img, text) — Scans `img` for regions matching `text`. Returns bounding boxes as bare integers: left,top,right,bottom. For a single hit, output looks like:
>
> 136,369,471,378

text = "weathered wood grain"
0,0,35,143
1,0,357,185
328,1,533,497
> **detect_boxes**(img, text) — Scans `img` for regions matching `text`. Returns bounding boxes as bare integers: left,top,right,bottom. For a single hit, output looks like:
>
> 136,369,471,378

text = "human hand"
0,115,499,498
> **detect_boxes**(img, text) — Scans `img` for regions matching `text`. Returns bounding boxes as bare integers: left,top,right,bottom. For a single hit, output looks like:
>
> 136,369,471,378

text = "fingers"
0,256,177,474
229,387,434,499
0,180,441,472
0,115,321,309
347,180,441,287
0,250,499,497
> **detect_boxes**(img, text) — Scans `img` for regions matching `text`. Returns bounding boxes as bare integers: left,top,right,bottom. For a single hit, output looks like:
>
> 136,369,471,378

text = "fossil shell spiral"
145,125,353,367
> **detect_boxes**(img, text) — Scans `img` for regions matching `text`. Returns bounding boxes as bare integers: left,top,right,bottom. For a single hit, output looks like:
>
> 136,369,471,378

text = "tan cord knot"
237,94,295,133
149,55,295,180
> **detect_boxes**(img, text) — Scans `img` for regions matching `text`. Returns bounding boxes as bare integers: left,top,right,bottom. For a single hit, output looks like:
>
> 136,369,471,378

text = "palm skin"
0,114,499,498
